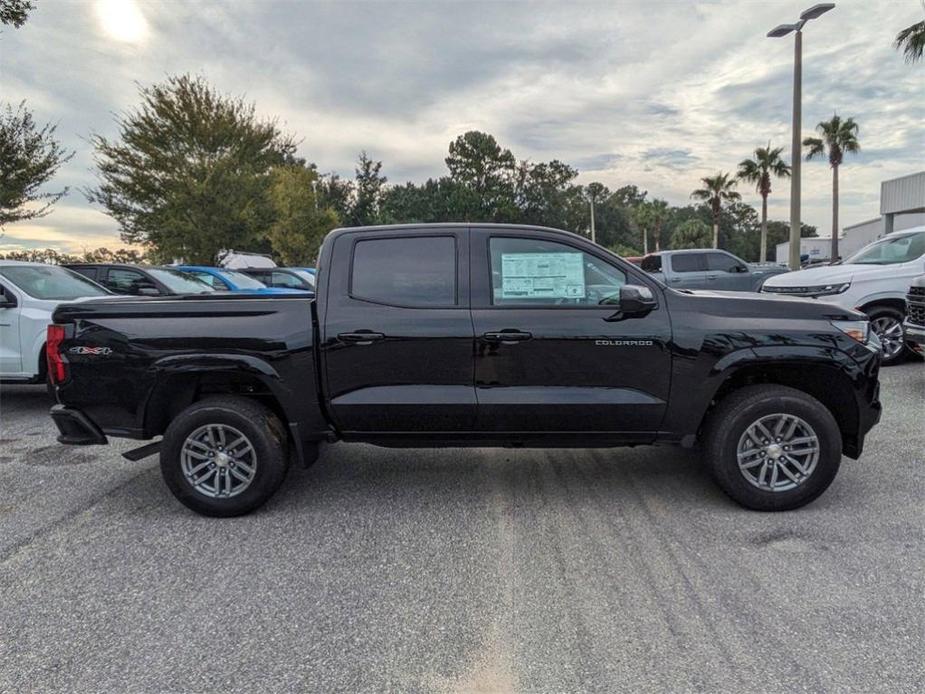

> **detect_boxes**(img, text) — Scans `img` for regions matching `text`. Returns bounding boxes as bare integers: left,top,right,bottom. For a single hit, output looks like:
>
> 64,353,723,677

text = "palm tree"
895,2,925,64
691,173,740,249
803,115,860,261
632,199,671,253
737,144,791,262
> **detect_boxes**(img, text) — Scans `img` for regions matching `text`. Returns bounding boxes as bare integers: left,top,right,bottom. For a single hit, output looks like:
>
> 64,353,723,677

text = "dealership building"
776,171,925,264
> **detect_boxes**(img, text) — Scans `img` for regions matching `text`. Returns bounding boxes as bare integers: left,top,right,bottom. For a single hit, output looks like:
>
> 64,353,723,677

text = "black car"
65,264,215,296
238,267,315,291
50,224,881,517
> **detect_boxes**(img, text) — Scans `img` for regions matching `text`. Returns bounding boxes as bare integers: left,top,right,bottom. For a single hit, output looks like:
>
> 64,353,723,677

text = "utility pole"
589,196,596,245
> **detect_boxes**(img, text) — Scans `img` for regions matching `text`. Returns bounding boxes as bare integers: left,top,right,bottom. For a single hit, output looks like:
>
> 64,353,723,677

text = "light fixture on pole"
767,3,835,270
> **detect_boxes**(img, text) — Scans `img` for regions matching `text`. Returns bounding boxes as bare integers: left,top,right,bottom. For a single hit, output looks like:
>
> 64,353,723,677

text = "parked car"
762,227,925,365
65,264,216,296
0,261,111,383
902,274,925,356
49,223,881,517
639,249,787,291
174,265,307,295
239,267,315,291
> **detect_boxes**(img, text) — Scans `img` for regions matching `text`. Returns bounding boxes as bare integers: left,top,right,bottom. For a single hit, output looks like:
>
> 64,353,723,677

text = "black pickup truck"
48,224,882,516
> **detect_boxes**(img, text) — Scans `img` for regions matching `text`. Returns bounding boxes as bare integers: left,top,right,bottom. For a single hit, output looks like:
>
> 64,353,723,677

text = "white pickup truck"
0,261,111,383
762,226,925,365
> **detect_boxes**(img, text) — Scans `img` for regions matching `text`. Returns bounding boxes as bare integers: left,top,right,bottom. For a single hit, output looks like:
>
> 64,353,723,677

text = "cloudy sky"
2,0,922,253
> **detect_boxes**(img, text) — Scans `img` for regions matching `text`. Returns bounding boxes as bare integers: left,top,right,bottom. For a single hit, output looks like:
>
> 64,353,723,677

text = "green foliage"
670,219,713,249
266,165,339,265
803,115,860,168
895,20,925,63
737,144,790,198
0,0,33,27
0,101,74,227
0,246,145,264
347,152,387,227
633,199,671,251
87,75,298,263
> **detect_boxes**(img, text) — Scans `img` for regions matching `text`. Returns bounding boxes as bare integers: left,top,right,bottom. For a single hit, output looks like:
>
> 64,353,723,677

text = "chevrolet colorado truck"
48,224,882,517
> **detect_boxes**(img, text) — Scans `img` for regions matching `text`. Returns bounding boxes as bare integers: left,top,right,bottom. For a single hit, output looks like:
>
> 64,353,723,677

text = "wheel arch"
857,297,906,315
699,360,861,457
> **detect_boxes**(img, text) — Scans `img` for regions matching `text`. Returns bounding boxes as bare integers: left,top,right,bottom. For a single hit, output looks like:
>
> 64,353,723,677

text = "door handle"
337,331,385,345
706,274,719,280
481,330,532,344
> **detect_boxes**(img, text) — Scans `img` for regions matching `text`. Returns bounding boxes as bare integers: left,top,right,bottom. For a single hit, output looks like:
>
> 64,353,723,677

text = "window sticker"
500,252,585,299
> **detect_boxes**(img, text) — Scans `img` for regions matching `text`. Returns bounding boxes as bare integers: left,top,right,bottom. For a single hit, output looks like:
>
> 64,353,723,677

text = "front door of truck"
320,228,475,433
470,230,672,437
705,251,752,291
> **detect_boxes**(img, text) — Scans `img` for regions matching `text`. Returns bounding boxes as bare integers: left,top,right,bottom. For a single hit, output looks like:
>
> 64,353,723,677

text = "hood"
674,288,864,320
746,263,788,276
762,263,916,287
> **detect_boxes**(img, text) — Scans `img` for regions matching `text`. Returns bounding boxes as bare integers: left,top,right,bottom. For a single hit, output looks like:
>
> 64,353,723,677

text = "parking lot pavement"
0,365,922,693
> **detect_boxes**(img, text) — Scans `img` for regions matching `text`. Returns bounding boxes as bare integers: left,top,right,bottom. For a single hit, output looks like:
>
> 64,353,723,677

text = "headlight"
831,319,869,344
762,282,850,296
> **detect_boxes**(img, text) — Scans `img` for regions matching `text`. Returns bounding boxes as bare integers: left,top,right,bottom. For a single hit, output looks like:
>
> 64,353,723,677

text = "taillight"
46,324,67,384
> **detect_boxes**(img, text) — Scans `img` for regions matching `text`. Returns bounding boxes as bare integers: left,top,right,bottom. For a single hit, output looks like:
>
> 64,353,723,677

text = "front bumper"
50,405,108,445
903,321,925,353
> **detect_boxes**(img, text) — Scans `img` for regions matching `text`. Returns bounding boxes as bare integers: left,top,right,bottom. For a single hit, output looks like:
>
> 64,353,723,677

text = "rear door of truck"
319,227,475,433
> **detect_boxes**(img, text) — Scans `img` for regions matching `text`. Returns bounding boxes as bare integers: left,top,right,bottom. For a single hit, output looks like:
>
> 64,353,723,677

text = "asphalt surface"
0,364,922,693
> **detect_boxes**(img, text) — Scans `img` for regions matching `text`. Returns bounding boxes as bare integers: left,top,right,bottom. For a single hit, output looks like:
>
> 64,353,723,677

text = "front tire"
703,385,842,511
161,396,289,517
865,305,908,366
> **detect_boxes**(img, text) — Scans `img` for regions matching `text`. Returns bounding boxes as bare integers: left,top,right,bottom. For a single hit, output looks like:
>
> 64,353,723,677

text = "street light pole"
789,28,802,271
768,3,834,270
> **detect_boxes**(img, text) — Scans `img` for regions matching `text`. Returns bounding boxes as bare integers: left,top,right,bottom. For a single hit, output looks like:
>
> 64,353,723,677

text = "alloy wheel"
736,413,820,492
871,315,905,361
180,424,257,498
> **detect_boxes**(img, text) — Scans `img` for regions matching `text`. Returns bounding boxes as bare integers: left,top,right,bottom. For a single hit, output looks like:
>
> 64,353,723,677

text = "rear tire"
161,396,289,517
702,385,842,511
865,305,908,366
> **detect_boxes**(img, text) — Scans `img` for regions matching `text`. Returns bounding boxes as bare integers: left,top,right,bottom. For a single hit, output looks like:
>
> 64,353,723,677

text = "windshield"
147,268,216,294
0,265,109,300
219,269,267,289
292,269,316,288
845,231,925,265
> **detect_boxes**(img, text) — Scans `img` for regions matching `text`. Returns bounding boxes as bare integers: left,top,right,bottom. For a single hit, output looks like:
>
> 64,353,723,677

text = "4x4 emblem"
69,346,113,356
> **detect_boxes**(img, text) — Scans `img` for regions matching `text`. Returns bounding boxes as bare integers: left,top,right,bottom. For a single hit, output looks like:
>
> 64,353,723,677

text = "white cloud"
3,0,923,249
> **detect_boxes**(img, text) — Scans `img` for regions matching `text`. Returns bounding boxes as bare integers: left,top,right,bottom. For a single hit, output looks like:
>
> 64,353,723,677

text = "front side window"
845,232,925,265
706,252,742,272
0,265,109,300
489,237,626,306
351,236,456,307
671,254,707,273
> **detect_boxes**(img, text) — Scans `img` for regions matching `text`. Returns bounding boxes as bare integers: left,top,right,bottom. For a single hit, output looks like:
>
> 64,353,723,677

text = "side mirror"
137,286,160,296
0,292,16,309
735,264,748,273
603,285,656,321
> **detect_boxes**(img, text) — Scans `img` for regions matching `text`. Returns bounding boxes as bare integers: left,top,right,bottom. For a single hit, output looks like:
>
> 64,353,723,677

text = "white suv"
762,226,925,365
0,261,111,383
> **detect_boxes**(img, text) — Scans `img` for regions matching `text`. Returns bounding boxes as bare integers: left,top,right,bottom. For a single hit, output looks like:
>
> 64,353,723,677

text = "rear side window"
671,254,706,273
640,255,662,272
351,236,456,307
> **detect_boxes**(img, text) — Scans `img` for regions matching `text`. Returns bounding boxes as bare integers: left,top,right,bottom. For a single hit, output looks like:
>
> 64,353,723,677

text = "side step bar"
122,440,161,462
